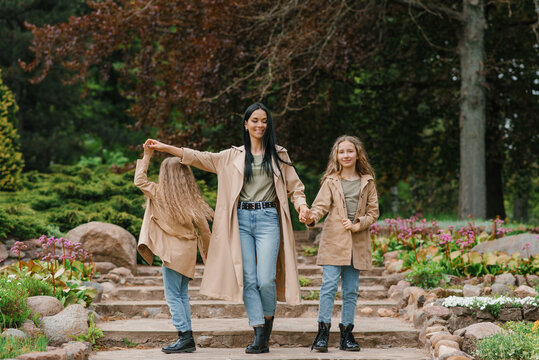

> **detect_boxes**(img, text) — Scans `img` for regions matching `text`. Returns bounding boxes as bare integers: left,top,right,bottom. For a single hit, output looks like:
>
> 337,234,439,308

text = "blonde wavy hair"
321,135,375,184
155,157,213,225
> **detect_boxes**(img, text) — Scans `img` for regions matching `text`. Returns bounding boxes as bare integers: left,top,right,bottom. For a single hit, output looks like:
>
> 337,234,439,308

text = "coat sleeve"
134,158,158,199
357,181,379,231
181,148,224,174
309,180,332,224
194,217,211,264
281,151,307,212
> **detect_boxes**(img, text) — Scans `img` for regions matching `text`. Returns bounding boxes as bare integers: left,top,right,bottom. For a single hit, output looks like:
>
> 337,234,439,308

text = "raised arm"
145,138,221,174
134,144,158,198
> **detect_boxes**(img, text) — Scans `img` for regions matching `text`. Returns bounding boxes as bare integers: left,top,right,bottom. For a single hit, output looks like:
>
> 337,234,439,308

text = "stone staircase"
90,232,429,359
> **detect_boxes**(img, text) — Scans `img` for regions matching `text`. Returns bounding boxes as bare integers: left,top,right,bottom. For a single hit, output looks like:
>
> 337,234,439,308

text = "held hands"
299,205,314,225
342,218,360,232
144,138,168,152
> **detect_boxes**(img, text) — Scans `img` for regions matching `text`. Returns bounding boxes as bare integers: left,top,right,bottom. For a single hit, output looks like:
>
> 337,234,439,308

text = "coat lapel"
232,145,245,178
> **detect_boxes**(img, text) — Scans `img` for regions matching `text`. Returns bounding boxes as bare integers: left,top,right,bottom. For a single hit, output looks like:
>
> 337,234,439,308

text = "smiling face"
337,140,358,170
244,108,268,141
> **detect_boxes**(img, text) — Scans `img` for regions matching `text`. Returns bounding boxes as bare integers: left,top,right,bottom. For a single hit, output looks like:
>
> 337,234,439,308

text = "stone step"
95,299,398,318
111,285,387,301
126,275,385,287
98,317,421,349
136,265,385,277
90,347,429,360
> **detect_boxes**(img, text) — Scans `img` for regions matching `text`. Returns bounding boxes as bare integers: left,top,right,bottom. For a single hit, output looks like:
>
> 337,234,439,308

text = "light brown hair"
156,157,213,225
321,135,375,184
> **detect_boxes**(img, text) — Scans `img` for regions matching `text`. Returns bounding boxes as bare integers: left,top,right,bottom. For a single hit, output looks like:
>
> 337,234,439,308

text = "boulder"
94,261,116,275
41,304,88,345
514,285,538,298
1,328,26,339
440,351,472,360
377,308,394,317
462,284,482,297
66,222,137,274
523,304,539,321
498,307,522,321
384,272,407,288
515,274,527,287
430,333,462,348
360,307,373,316
0,244,8,262
19,320,42,337
471,233,539,257
383,250,400,262
27,296,64,317
386,259,403,273
494,273,516,286
482,274,495,286
460,322,504,353
424,305,451,319
491,283,512,296
526,274,539,287
435,340,460,358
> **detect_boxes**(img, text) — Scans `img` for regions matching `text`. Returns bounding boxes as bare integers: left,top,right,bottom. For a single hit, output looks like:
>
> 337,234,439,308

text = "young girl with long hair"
135,143,213,354
302,135,379,353
144,102,311,354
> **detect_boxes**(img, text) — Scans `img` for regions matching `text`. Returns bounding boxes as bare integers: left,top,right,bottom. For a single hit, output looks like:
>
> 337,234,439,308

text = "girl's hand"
342,218,353,231
299,205,313,224
143,142,154,157
144,138,168,152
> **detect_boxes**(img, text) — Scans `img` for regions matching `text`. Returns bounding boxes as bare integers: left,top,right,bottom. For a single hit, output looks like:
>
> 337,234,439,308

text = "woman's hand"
143,141,154,158
144,139,168,152
299,205,313,224
342,218,360,232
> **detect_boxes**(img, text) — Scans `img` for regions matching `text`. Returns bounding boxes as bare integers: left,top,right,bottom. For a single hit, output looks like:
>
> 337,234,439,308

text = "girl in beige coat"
303,135,379,353
145,102,311,354
135,144,213,354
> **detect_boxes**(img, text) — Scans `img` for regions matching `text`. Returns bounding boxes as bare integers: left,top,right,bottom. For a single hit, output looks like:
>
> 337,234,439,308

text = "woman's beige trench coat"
134,157,211,279
310,174,379,270
181,145,307,305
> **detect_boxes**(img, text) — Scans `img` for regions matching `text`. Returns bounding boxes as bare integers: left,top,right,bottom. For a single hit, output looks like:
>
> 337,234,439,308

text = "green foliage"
406,261,448,289
0,276,31,328
0,334,48,359
302,290,320,300
0,69,24,191
298,276,312,287
473,321,539,360
72,313,103,347
123,338,139,348
302,246,318,257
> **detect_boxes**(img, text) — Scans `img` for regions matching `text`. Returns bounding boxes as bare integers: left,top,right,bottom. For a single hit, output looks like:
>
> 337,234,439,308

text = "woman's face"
245,109,268,141
337,140,358,170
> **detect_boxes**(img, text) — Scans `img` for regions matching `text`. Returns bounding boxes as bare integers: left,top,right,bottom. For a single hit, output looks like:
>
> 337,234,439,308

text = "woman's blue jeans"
318,262,360,326
162,266,192,332
238,207,281,327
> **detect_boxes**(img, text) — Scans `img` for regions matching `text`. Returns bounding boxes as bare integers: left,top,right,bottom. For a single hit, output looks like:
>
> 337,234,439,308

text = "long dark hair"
243,102,291,182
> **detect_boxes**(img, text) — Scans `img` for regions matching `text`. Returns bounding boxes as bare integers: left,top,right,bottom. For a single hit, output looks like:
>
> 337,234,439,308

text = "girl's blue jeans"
317,262,360,326
238,207,281,327
162,265,192,332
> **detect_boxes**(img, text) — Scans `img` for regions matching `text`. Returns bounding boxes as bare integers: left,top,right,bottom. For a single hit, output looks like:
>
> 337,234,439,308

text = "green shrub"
0,276,31,328
0,69,24,191
0,334,48,358
406,261,448,289
19,275,57,297
474,321,539,360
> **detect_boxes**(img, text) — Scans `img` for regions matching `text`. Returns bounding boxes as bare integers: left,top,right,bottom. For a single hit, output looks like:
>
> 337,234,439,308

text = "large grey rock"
41,304,88,345
1,328,26,339
514,285,538,298
0,244,8,262
27,296,64,317
491,283,513,296
462,284,482,297
495,273,516,286
471,233,539,257
66,221,137,274
94,261,116,275
460,322,504,353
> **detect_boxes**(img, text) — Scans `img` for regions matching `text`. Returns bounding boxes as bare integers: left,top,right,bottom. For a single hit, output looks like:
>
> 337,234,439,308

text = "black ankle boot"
263,316,274,347
245,326,269,354
311,322,330,352
161,330,196,353
339,323,360,351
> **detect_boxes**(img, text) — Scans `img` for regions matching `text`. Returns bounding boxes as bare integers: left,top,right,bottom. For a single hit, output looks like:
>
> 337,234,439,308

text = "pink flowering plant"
1,235,98,307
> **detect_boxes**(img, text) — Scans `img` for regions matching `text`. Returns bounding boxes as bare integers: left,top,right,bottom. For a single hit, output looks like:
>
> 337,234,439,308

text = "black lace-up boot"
310,322,331,352
339,323,360,351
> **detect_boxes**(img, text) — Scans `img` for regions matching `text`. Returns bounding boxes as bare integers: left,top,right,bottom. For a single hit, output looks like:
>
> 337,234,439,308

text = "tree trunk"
458,0,487,220
513,174,530,222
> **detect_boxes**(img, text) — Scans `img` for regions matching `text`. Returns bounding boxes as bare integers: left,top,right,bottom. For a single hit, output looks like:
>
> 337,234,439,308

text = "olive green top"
341,178,361,221
239,155,277,202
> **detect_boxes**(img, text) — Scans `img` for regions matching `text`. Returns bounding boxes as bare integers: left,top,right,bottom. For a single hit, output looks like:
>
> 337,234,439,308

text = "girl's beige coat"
182,145,307,305
310,175,379,270
134,158,211,279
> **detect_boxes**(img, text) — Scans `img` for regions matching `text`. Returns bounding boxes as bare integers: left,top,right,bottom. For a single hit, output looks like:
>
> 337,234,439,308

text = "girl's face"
245,109,267,141
337,140,358,170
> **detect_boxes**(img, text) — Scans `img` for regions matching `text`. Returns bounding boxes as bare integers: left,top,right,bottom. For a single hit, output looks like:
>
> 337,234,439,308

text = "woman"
145,102,311,354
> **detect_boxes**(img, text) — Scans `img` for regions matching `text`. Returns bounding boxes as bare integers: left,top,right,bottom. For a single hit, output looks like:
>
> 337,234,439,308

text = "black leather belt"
237,201,277,210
